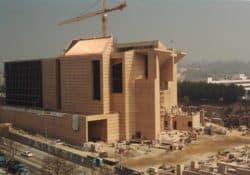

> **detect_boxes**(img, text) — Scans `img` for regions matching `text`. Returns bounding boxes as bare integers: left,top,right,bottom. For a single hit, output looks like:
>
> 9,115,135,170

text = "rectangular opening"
188,121,193,128
173,121,177,130
144,55,148,78
88,120,107,142
112,63,123,93
92,60,101,100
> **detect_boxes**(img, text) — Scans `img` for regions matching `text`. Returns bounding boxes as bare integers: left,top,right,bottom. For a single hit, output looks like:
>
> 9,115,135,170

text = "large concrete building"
0,37,186,144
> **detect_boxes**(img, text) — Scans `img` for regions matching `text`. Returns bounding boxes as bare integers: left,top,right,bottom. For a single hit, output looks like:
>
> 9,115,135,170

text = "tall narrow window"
92,60,100,100
112,63,123,93
188,121,193,128
56,59,61,109
144,55,148,79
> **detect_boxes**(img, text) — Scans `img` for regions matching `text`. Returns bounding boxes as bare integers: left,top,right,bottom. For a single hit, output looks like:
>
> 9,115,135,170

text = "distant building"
207,73,250,98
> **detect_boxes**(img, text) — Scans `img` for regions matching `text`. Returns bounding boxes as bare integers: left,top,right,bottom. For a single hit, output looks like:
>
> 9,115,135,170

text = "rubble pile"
182,145,250,175
159,130,198,151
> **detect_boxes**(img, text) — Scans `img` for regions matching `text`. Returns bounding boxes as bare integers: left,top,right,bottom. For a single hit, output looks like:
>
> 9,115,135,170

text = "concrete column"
176,164,184,175
191,161,199,171
200,110,205,126
84,117,88,142
148,51,158,80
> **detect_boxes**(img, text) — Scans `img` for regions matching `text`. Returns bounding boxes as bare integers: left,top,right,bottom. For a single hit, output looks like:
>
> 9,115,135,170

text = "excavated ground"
121,130,250,170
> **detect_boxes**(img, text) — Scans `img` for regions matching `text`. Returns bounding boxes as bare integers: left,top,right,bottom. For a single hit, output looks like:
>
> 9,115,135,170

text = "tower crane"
58,0,127,37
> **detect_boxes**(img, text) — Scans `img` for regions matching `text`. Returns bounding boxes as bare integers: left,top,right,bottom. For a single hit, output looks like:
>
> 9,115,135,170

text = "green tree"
178,81,245,104
42,156,81,175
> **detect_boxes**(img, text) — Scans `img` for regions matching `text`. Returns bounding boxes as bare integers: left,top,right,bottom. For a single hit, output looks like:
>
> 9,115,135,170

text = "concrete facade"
0,106,119,145
163,111,201,131
1,37,186,143
42,59,60,111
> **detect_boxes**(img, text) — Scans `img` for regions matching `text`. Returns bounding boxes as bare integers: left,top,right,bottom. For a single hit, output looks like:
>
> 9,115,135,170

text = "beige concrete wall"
175,116,192,130
106,113,119,142
192,113,201,129
60,56,103,114
0,106,119,144
60,39,112,115
160,57,177,110
124,51,145,139
134,52,161,140
0,107,86,145
102,39,113,114
135,79,160,139
164,113,200,131
110,93,125,139
42,59,58,111
110,51,146,140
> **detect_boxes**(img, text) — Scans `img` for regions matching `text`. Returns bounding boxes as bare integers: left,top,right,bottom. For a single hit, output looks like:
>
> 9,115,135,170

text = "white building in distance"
207,74,250,98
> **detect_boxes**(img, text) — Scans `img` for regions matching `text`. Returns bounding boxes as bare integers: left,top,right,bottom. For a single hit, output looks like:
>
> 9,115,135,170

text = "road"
0,138,99,175
0,138,45,175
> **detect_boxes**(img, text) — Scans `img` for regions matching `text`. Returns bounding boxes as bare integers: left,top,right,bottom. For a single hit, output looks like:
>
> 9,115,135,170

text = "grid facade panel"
5,60,43,107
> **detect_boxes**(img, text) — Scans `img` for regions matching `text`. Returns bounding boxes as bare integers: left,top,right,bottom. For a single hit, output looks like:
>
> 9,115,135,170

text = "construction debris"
181,144,250,175
159,130,198,151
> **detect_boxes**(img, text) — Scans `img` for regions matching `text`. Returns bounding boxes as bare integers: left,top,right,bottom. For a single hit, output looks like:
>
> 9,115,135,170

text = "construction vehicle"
58,0,127,37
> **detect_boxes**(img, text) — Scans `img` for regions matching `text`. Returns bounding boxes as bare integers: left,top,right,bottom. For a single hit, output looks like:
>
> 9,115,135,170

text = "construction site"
0,0,250,175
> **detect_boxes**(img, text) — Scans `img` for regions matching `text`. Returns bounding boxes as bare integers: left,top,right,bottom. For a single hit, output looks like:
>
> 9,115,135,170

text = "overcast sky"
1,0,250,63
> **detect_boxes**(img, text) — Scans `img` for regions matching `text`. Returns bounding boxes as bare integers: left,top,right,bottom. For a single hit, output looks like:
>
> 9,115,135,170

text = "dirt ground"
121,130,250,170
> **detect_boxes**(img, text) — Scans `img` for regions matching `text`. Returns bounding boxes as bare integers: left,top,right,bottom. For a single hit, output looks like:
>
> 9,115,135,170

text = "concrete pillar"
191,161,199,171
84,117,88,142
169,117,173,130
176,164,184,175
148,51,158,80
200,110,205,126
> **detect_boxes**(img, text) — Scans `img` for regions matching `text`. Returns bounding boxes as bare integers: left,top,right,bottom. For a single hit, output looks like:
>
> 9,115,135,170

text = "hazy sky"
1,0,250,63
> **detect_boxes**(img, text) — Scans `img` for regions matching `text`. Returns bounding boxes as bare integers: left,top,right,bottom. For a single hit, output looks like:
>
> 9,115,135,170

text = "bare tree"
100,166,114,175
7,140,17,161
42,156,81,175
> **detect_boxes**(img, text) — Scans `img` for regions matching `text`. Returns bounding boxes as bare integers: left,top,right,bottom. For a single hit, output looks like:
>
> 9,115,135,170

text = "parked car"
0,152,6,167
7,160,28,175
54,139,63,145
21,151,33,157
